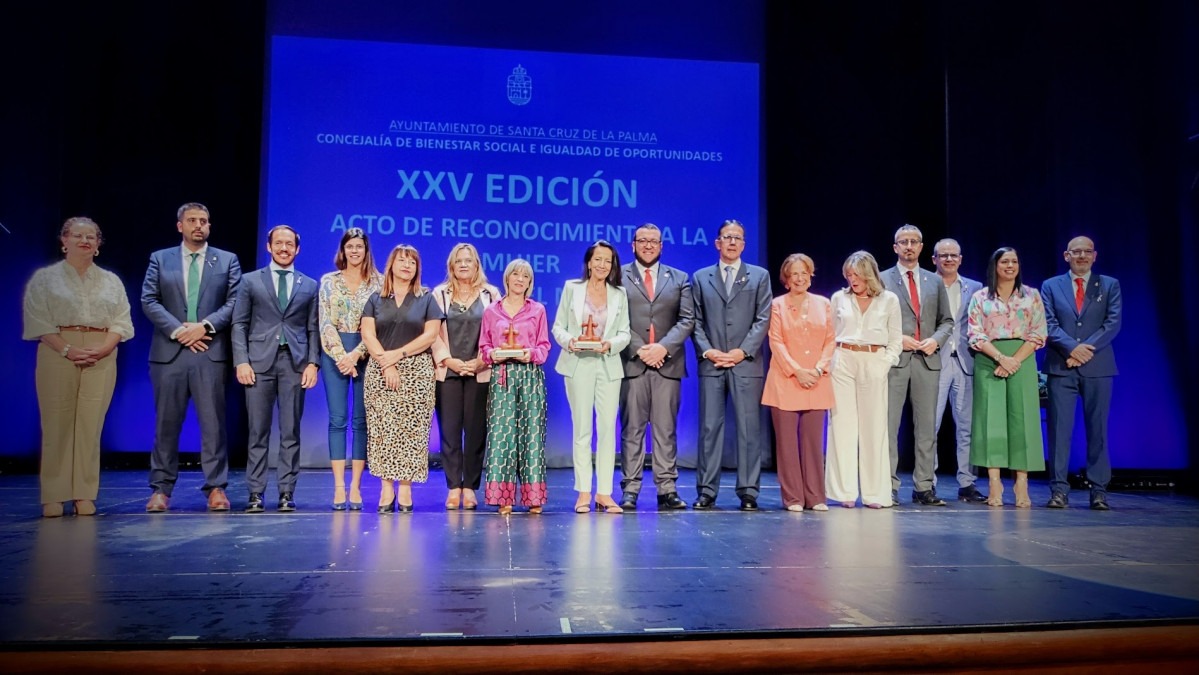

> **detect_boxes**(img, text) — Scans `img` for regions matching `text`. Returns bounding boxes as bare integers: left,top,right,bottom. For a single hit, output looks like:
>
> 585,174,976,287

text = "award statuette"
492,322,526,360
575,314,603,351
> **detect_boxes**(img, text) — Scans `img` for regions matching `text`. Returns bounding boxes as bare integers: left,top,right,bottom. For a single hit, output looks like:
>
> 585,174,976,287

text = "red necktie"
1075,277,1084,313
644,268,656,343
907,270,921,340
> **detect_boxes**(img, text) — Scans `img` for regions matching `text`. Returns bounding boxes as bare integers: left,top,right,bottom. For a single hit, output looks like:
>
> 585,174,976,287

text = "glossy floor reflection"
1,469,1196,644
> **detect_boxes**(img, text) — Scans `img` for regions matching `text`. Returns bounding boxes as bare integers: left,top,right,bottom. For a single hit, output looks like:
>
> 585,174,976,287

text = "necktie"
1074,277,1084,313
907,270,921,340
724,265,735,296
276,270,290,346
644,268,656,344
186,252,200,323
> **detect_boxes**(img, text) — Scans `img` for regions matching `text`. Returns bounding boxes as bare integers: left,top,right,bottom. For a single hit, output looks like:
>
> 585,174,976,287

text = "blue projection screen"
261,37,760,467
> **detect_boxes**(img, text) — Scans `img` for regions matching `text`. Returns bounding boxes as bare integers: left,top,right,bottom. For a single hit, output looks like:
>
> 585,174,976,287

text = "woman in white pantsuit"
825,251,902,509
553,240,631,514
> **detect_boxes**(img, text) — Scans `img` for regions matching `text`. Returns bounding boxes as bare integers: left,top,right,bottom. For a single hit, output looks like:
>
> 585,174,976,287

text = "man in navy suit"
1042,236,1122,510
618,223,695,510
141,203,241,512
691,219,772,511
232,225,320,513
930,238,987,502
881,225,954,506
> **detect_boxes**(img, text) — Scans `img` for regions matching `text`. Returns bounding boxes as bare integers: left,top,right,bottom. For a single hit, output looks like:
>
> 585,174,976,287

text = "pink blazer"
430,283,500,383
761,294,835,411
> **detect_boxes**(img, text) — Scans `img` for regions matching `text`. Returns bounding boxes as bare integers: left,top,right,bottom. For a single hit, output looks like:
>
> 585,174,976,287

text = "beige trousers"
35,333,117,504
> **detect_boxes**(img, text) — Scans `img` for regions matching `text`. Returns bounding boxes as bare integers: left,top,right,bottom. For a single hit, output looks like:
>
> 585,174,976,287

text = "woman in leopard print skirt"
360,244,444,513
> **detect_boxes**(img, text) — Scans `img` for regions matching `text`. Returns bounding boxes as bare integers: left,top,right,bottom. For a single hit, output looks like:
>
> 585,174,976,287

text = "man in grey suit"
930,238,987,502
691,219,772,511
232,225,320,513
882,224,954,506
618,223,695,511
141,202,241,512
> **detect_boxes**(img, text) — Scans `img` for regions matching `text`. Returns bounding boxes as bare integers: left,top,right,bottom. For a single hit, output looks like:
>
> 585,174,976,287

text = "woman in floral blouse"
318,227,382,510
966,247,1047,508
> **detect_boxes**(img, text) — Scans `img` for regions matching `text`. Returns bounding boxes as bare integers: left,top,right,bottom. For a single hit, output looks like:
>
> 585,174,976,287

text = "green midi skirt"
969,339,1046,471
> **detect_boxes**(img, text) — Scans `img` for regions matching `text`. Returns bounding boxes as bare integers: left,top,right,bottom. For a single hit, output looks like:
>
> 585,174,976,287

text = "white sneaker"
786,504,804,512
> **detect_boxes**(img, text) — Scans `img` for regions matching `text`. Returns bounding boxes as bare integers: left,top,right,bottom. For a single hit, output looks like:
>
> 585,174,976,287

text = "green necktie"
186,253,200,322
276,270,289,345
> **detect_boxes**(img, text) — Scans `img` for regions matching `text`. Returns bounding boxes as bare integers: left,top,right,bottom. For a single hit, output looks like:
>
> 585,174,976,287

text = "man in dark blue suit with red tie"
1041,236,1122,510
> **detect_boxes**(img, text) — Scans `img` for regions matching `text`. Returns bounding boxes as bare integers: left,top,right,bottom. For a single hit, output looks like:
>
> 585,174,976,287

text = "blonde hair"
841,250,885,297
382,244,425,298
503,258,535,298
442,242,489,293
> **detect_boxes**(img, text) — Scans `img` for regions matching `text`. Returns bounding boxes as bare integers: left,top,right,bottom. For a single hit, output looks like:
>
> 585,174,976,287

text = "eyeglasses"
634,238,661,246
934,253,960,260
719,235,744,242
895,238,922,246
1067,249,1095,257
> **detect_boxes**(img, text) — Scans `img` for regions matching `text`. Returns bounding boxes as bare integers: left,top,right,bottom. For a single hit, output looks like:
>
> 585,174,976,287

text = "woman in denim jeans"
318,228,382,510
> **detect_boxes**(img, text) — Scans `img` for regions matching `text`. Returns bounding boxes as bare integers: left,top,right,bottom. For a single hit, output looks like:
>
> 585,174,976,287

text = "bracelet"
61,345,71,358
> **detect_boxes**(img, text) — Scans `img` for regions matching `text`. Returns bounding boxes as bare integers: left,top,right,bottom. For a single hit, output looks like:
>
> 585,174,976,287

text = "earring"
93,249,99,257
61,246,67,253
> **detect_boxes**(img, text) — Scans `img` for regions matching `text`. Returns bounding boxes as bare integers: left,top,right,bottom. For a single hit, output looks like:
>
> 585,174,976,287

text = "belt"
58,325,108,333
837,342,883,353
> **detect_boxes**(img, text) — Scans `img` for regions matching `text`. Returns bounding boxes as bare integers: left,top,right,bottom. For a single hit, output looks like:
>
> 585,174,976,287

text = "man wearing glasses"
691,220,772,510
882,224,954,506
618,224,695,510
930,239,987,502
1042,236,1122,510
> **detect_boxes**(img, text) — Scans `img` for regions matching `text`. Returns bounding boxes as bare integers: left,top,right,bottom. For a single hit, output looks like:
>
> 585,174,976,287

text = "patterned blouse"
966,284,1047,348
318,270,383,359
22,261,134,341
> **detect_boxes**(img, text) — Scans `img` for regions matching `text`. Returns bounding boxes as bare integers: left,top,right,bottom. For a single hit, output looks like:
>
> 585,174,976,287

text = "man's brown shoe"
146,492,169,512
207,488,231,511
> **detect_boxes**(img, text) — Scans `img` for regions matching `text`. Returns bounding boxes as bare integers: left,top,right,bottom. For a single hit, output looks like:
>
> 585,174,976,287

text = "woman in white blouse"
22,217,134,518
825,251,902,509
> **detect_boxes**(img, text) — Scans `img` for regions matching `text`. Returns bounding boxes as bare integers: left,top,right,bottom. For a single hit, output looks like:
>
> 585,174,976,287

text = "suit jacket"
940,274,984,375
141,246,241,362
231,266,320,373
619,262,695,380
552,280,631,382
691,261,772,378
881,265,954,369
1041,272,1121,377
761,293,835,411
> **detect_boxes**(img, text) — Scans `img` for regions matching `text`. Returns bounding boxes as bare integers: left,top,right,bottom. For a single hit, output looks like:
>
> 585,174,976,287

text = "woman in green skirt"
966,247,1047,508
478,259,552,515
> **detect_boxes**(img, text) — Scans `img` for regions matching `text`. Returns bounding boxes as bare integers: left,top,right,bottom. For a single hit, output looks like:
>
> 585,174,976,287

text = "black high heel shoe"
397,502,414,513
377,498,396,514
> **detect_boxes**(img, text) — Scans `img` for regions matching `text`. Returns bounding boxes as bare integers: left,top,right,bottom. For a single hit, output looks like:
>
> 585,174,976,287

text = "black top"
362,291,444,352
446,296,485,363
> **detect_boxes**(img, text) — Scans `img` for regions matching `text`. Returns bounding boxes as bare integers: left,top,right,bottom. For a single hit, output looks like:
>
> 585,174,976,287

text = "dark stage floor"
1,468,1196,645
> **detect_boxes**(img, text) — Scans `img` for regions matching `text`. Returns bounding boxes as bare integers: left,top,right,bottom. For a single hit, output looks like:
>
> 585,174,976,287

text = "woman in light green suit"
553,240,631,514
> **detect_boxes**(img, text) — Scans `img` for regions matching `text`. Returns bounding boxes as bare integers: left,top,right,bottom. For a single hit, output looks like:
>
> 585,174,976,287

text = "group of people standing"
21,208,1120,517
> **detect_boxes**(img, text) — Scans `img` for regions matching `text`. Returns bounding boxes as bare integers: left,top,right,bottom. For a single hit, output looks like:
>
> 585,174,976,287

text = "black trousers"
435,376,489,489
